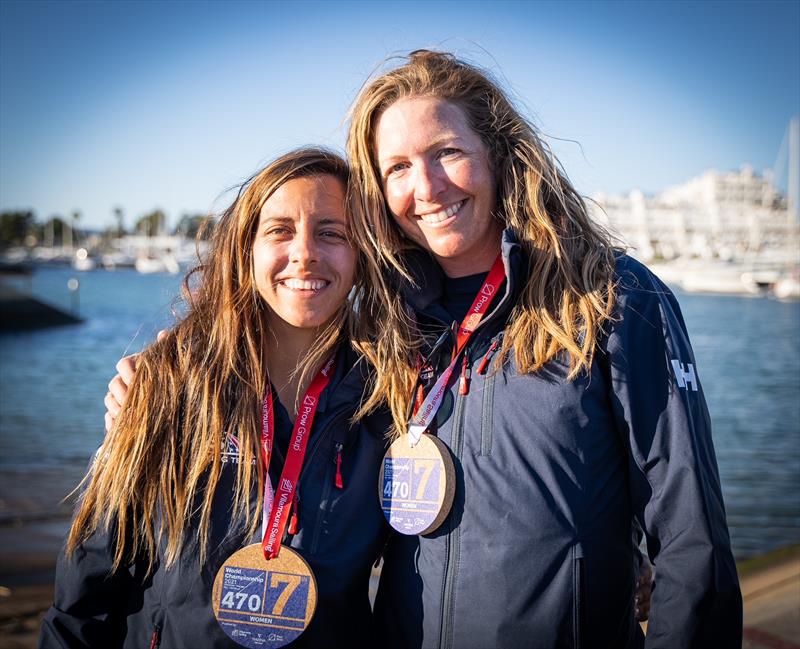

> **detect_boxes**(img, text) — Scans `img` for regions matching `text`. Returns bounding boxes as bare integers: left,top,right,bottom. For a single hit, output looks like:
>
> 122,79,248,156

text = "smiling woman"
40,148,390,649
346,49,742,648
253,175,356,338
375,96,500,278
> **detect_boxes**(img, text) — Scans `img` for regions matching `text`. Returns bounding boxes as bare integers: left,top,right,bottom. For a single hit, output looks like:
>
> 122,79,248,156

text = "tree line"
0,208,215,249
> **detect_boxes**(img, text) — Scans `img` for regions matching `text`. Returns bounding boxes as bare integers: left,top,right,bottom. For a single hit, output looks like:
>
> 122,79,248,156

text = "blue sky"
1,0,798,230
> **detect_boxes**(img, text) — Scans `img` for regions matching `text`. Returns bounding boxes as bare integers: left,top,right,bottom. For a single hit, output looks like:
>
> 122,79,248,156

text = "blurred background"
1,1,798,646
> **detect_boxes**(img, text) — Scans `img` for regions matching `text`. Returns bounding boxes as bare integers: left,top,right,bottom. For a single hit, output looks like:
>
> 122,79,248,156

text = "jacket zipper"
303,410,350,554
423,262,512,649
438,346,470,649
275,405,350,547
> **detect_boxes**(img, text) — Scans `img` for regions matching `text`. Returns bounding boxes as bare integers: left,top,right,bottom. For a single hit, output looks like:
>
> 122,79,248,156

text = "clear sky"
1,0,798,230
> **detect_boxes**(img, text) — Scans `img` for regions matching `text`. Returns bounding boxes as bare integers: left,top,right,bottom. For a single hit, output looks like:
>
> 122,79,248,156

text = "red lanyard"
260,355,336,560
407,254,505,444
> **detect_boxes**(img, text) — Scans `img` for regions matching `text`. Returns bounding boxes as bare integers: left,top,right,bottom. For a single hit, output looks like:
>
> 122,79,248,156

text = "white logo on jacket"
671,359,698,391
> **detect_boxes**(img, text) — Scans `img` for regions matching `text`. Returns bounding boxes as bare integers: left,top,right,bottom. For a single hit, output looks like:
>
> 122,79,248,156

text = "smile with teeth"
280,278,329,291
417,199,465,224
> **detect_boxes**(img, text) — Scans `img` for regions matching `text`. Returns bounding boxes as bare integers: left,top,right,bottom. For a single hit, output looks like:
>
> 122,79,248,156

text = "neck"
264,321,321,417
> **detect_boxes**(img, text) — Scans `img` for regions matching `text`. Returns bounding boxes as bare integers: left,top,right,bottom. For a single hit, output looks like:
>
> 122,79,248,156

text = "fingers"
634,560,654,622
106,373,129,420
104,411,115,434
157,329,168,342
115,354,138,386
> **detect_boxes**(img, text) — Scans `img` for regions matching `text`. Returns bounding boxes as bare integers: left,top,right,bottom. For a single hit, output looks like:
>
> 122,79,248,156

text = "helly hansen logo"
671,359,698,391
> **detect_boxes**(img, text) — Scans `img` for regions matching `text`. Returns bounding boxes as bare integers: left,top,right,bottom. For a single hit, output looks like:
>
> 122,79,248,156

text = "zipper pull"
288,492,300,535
459,354,471,395
334,442,344,489
477,338,501,375
149,626,161,649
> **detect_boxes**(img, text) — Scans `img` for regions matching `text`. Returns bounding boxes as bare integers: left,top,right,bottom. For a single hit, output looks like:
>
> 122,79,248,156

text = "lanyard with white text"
407,254,505,444
260,355,336,560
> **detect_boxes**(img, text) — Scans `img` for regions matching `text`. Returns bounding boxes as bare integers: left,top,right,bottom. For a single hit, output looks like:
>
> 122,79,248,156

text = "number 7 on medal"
414,459,435,500
269,573,301,616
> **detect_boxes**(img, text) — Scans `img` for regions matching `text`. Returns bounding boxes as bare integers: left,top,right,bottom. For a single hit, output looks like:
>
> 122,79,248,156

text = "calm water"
1,267,799,560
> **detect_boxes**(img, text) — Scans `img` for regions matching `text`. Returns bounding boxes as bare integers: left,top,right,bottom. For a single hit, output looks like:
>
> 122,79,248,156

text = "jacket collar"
396,228,525,329
314,342,369,415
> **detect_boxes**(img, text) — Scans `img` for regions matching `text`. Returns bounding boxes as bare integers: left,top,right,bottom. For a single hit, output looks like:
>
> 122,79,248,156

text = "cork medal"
212,544,317,648
379,433,455,535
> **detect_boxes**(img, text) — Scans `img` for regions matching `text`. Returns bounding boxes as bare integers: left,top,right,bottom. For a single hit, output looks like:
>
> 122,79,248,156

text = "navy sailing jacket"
40,345,390,648
373,230,742,649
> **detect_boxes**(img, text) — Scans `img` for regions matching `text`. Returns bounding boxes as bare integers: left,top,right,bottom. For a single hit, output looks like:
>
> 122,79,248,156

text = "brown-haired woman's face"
252,174,356,333
375,96,502,277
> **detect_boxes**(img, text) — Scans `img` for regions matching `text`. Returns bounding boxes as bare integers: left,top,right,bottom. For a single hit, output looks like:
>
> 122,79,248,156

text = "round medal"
379,433,455,535
212,544,317,649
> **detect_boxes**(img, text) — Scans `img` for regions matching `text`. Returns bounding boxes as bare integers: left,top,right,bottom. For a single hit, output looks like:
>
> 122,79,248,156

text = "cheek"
339,248,358,289
252,246,277,294
384,180,410,219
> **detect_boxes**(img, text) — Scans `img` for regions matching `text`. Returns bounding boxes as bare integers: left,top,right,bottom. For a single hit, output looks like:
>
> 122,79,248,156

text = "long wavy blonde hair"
348,50,618,438
67,148,365,572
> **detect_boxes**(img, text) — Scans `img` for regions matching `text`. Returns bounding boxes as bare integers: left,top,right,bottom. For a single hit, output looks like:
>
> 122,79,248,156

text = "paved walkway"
741,546,800,649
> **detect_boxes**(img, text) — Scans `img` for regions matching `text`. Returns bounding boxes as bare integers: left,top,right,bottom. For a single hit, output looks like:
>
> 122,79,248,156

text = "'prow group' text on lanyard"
260,356,336,560
408,254,505,445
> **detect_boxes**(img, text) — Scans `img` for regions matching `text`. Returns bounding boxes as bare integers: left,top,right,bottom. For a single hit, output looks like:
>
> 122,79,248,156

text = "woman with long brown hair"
345,50,741,648
41,148,389,648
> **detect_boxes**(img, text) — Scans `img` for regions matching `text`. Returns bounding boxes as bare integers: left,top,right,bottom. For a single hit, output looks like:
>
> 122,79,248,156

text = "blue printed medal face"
212,544,317,648
379,433,455,535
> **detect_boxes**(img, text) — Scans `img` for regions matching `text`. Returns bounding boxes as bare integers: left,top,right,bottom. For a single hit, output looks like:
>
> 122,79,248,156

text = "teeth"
282,279,328,290
418,200,464,224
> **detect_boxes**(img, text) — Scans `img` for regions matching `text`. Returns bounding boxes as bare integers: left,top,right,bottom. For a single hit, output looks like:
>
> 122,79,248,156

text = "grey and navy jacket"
41,344,390,648
373,230,742,649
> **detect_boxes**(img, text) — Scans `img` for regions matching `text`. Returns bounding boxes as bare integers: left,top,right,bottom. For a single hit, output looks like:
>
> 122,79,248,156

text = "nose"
288,226,318,266
413,161,446,203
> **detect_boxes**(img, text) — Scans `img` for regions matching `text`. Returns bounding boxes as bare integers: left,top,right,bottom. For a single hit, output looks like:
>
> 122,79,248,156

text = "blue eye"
438,148,460,158
385,162,409,177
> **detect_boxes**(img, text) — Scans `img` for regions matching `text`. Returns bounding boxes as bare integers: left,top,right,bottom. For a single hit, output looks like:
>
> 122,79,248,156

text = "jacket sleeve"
39,512,144,647
605,261,742,649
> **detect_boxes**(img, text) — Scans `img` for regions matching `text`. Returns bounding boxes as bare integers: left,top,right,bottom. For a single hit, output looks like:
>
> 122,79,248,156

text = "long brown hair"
67,148,361,571
347,50,618,438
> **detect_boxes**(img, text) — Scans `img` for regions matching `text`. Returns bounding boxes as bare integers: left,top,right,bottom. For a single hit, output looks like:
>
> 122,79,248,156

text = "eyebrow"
258,215,347,226
378,134,464,169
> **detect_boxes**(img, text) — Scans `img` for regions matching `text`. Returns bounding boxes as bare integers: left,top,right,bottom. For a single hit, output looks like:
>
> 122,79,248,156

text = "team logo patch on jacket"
221,432,256,464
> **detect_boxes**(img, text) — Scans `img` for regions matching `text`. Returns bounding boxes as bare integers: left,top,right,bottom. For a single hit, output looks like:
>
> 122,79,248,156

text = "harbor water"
1,267,799,560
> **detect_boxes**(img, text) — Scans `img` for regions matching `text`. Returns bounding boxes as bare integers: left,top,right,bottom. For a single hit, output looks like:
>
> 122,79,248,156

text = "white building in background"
589,165,800,297
591,165,797,263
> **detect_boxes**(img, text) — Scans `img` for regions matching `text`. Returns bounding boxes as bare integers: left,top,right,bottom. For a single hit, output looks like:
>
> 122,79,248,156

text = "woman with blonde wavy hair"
346,50,741,648
41,148,390,648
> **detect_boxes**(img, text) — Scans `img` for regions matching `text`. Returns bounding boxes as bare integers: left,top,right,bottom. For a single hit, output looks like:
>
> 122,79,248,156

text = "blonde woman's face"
252,175,356,334
375,96,502,278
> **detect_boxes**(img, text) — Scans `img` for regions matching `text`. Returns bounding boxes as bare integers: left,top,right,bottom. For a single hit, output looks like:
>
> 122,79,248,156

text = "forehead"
375,96,480,157
259,174,346,221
